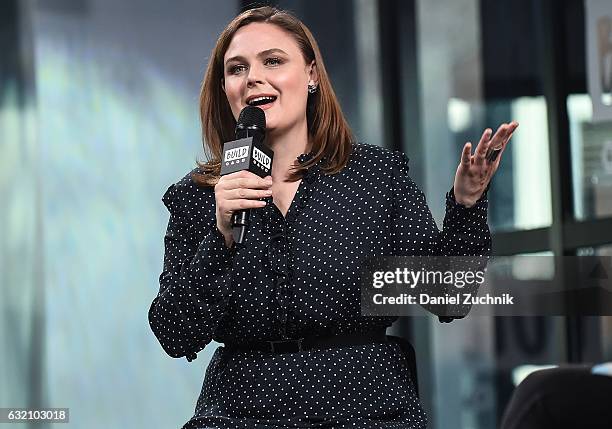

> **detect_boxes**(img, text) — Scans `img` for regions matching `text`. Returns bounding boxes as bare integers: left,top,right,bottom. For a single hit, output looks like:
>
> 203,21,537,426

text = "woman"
148,6,518,429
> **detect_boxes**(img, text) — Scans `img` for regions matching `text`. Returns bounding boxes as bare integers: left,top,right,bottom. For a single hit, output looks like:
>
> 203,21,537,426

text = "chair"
386,335,419,398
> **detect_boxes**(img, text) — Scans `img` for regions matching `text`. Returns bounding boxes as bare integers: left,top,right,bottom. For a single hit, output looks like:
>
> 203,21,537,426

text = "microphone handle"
231,209,250,245
230,126,266,246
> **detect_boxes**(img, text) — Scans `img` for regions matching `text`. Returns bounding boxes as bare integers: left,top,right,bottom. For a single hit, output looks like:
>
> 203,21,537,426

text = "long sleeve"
148,183,235,361
390,151,491,321
390,150,491,258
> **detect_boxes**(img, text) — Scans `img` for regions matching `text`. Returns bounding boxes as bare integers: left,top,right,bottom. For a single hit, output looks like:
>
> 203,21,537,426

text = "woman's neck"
266,120,312,181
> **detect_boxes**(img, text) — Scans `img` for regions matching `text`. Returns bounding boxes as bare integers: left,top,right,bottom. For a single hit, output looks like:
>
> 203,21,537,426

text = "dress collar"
297,152,314,164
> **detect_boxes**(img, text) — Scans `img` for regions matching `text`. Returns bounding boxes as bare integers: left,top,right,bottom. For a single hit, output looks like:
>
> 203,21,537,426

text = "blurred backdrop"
2,0,612,428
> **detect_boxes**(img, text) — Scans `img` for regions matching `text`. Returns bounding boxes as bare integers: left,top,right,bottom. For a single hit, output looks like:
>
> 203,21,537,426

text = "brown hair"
193,6,355,187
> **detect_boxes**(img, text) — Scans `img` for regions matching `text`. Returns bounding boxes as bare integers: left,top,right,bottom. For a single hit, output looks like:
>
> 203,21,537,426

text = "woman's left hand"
453,121,519,207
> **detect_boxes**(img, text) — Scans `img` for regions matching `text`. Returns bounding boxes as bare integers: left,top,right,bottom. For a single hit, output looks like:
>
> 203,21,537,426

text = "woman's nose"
246,64,265,87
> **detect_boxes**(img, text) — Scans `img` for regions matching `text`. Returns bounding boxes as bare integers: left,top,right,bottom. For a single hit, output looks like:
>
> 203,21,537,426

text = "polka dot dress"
148,142,492,428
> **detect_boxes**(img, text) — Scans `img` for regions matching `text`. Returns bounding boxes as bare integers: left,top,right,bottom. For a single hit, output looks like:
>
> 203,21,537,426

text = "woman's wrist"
451,187,478,208
451,184,490,208
216,224,235,249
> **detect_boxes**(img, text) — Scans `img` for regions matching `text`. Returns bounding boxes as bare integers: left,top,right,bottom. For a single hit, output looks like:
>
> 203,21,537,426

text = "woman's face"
222,22,317,135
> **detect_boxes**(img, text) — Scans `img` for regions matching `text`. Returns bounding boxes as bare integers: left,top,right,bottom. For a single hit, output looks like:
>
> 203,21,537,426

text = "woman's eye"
264,57,282,66
229,65,246,75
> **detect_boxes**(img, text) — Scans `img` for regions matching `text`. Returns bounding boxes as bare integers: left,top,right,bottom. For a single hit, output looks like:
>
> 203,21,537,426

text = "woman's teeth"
247,96,277,106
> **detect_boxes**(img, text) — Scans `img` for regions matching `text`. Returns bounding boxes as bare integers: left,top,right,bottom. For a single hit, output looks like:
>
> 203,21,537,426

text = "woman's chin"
265,124,280,136
265,120,306,139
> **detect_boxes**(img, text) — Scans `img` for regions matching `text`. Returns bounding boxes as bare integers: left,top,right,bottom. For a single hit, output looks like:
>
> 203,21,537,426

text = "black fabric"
500,366,612,429
148,142,492,428
386,336,420,398
224,328,389,354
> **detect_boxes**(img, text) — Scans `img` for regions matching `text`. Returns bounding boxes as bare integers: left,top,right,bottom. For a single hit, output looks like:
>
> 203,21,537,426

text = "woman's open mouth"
246,95,277,110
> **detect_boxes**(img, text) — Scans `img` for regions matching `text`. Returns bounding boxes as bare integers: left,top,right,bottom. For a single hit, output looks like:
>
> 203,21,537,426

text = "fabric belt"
224,328,388,354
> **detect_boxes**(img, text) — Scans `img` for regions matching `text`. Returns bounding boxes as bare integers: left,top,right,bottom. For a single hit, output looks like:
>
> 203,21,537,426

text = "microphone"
220,106,274,245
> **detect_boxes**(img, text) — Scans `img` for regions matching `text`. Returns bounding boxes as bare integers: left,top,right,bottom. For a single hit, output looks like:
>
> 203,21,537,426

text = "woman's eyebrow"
225,48,289,65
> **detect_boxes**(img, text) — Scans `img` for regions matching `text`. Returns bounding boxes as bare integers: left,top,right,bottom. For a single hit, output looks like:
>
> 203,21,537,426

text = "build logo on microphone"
224,146,249,166
253,147,271,172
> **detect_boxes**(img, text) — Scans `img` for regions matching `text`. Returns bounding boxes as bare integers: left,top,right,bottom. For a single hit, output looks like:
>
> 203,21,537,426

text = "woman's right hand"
214,170,273,248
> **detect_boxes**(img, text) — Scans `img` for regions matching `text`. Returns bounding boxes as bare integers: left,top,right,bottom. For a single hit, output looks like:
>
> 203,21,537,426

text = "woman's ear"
221,78,226,93
308,61,319,86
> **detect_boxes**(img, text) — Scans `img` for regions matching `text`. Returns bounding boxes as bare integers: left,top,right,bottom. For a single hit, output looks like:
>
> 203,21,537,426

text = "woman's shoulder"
348,141,410,174
161,166,215,215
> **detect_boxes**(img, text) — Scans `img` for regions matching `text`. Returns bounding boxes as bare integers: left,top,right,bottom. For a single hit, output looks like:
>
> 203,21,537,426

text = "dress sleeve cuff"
445,184,490,214
208,225,236,259
442,185,491,256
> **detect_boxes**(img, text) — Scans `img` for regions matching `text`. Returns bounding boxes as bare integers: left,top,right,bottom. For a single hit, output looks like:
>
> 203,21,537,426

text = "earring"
308,83,318,94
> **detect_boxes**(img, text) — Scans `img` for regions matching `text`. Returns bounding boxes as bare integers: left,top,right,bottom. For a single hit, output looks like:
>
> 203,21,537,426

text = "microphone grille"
237,106,266,130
